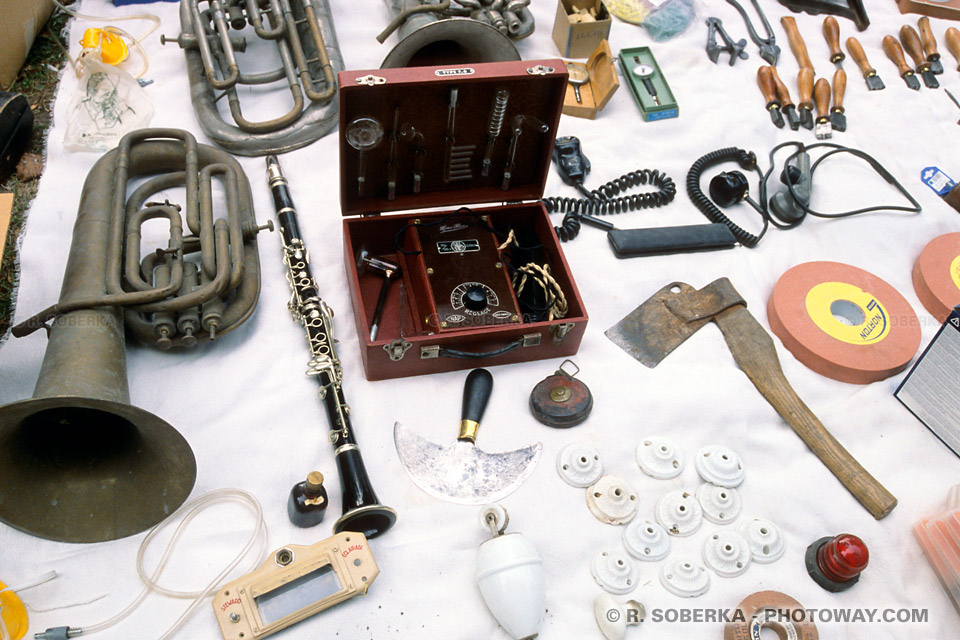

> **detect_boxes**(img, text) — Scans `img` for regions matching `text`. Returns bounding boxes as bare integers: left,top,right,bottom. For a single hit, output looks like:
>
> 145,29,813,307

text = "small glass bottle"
287,471,328,527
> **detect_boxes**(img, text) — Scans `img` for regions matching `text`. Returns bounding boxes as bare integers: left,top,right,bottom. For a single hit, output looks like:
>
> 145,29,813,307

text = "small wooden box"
338,60,588,381
553,0,612,59
562,40,619,119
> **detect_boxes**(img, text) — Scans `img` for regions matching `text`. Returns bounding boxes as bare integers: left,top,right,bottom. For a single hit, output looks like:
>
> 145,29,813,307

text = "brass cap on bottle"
306,471,324,490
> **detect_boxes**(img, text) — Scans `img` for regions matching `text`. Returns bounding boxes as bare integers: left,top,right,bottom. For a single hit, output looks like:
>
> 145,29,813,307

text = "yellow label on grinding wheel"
805,282,890,346
950,255,960,291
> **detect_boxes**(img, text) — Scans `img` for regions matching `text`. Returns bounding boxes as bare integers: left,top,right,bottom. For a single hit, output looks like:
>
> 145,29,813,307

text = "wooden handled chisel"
846,37,884,90
797,67,815,129
814,77,833,139
918,17,944,75
769,65,801,130
823,17,844,68
782,16,814,72
757,66,785,128
884,35,921,90
831,68,846,132
901,25,939,88
945,27,960,72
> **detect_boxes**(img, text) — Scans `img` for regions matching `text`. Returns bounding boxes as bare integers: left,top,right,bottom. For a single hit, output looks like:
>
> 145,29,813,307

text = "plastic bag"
643,0,698,41
63,56,153,151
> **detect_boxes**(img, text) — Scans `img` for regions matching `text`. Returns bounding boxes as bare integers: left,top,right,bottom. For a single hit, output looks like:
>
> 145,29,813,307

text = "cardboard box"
0,1,55,90
562,40,619,119
0,194,13,267
553,0,612,59
338,60,588,380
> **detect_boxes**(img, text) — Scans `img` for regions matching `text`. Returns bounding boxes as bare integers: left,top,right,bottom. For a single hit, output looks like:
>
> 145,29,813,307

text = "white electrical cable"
44,489,268,640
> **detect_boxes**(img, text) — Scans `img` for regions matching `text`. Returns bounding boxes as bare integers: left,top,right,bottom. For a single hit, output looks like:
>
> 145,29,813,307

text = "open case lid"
337,59,568,217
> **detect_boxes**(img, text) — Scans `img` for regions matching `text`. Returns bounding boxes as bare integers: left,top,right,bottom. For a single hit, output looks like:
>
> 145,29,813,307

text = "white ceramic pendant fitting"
655,490,703,537
587,476,639,525
696,483,742,524
635,436,685,479
738,517,785,563
591,549,640,595
659,558,710,597
622,519,671,562
702,530,752,578
695,445,745,487
556,442,603,488
475,505,545,640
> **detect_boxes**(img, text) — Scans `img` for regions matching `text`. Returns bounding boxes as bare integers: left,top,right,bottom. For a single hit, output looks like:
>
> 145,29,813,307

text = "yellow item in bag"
80,28,129,65
0,579,29,640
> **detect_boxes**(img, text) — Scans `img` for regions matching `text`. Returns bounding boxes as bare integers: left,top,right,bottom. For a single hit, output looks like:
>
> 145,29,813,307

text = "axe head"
604,279,745,367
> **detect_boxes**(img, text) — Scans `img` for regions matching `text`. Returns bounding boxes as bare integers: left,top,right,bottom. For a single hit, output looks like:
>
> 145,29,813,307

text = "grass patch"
0,5,72,338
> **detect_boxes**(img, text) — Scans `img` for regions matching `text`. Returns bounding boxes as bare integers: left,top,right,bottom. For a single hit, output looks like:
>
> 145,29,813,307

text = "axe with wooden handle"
605,278,897,520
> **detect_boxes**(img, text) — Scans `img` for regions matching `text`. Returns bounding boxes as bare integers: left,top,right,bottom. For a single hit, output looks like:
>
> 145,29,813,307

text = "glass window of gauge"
254,564,343,625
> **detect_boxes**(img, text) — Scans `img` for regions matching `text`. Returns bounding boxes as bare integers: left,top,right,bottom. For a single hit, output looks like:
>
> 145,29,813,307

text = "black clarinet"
266,155,396,538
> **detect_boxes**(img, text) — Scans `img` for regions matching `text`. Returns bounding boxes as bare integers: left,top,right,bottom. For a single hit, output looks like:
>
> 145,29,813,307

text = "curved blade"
394,421,541,505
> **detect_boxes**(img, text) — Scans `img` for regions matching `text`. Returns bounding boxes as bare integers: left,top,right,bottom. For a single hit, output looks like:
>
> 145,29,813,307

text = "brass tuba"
0,129,272,543
163,0,344,156
377,0,533,68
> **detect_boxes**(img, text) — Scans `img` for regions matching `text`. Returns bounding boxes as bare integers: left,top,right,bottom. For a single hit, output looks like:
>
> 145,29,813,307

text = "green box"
618,47,678,121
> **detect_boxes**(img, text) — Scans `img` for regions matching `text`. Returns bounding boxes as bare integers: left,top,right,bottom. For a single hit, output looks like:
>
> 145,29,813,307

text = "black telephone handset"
552,136,591,186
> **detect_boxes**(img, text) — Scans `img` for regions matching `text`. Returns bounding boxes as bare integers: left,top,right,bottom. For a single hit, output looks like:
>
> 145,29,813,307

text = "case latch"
551,322,575,344
527,65,555,76
384,338,412,361
356,74,386,86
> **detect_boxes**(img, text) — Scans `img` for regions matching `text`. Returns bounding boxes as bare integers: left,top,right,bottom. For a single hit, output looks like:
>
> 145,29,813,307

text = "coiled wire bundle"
543,169,677,241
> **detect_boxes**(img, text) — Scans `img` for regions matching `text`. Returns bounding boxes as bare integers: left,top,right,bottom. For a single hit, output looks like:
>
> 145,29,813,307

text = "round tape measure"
913,232,960,322
724,591,818,640
768,262,921,384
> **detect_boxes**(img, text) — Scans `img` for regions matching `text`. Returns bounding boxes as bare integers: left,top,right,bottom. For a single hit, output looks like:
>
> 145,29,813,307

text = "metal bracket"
420,345,440,359
551,322,575,345
522,333,542,347
527,65,555,75
356,74,386,86
383,337,412,361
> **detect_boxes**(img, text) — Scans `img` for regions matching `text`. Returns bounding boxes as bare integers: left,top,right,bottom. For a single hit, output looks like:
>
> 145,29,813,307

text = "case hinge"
527,65,555,76
356,74,386,86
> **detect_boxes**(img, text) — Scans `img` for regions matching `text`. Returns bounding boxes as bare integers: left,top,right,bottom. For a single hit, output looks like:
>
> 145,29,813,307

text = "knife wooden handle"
846,36,875,77
814,77,831,119
833,68,846,111
769,65,794,106
798,67,814,108
884,35,912,76
823,16,844,63
918,16,939,59
900,25,926,68
946,27,960,70
782,16,814,71
714,307,898,520
459,368,493,442
758,66,778,106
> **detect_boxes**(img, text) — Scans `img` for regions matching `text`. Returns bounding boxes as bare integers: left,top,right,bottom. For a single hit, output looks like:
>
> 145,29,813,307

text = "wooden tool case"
339,60,588,380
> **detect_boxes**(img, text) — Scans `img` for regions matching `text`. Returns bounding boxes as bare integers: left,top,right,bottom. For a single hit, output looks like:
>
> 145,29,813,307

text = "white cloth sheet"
0,0,958,638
